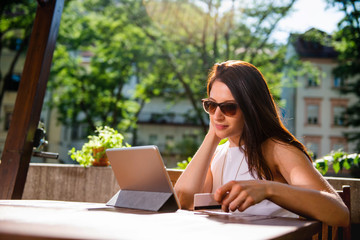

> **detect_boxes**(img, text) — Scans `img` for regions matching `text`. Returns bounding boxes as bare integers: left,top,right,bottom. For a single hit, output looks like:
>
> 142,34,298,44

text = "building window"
306,69,321,88
149,134,158,144
303,136,322,160
70,124,89,140
307,105,319,124
304,98,322,126
182,134,197,142
165,135,174,149
150,113,165,123
330,136,348,152
333,106,346,126
330,98,348,127
80,51,93,64
333,76,345,88
307,76,319,87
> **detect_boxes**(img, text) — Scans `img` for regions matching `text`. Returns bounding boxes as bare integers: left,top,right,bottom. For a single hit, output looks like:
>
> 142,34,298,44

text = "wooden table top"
0,200,321,240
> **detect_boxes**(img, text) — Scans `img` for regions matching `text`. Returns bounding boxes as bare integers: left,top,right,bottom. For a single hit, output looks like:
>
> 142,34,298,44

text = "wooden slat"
314,185,352,240
337,185,351,240
0,0,64,199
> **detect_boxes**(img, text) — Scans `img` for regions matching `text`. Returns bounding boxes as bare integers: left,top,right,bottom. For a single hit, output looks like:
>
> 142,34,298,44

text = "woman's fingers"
222,183,242,204
215,180,265,212
238,197,255,212
229,190,249,211
216,181,246,212
214,180,236,202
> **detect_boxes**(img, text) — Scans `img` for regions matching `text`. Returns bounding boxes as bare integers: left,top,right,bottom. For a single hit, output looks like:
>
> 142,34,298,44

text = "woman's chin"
215,131,228,140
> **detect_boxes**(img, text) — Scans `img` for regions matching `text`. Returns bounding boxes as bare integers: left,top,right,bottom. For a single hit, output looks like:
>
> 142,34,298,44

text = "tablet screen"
106,146,174,193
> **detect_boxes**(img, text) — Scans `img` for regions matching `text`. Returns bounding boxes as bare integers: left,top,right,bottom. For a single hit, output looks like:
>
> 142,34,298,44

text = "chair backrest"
315,185,351,240
335,185,351,240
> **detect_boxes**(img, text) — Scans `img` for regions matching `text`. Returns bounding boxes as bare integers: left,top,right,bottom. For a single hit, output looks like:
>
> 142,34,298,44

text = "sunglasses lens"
221,103,237,116
203,101,217,114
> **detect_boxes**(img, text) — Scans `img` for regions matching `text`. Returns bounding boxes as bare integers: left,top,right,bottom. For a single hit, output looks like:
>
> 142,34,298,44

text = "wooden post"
0,0,64,199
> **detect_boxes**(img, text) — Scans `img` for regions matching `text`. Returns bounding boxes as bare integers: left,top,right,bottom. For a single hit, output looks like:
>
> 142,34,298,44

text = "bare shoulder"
262,138,310,167
262,139,333,191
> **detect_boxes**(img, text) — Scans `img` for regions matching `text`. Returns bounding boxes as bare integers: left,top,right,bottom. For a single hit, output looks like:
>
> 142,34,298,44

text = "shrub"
314,149,360,177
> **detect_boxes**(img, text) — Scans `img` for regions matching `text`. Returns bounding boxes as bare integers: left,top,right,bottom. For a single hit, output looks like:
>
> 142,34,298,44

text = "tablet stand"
106,190,179,212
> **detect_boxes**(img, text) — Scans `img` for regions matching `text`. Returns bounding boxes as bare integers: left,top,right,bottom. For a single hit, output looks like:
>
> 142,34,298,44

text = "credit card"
194,193,221,210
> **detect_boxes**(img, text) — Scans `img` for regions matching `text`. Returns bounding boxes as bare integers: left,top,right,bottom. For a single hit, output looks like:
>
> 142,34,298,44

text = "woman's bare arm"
265,141,349,226
174,132,220,209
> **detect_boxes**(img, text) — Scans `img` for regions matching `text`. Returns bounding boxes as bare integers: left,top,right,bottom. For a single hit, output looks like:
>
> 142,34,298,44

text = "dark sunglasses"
202,99,238,116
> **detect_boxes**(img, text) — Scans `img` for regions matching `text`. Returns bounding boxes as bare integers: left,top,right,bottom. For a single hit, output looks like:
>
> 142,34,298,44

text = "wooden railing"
22,163,183,204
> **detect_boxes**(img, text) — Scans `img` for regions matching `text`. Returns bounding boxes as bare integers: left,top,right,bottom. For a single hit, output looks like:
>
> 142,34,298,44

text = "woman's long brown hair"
207,60,312,180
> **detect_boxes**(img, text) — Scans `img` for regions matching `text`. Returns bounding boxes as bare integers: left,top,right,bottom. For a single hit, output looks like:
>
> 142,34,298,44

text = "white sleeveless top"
211,141,298,218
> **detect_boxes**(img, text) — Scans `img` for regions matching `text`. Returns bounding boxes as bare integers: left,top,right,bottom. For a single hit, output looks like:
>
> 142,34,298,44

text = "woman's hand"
214,180,270,212
207,118,222,144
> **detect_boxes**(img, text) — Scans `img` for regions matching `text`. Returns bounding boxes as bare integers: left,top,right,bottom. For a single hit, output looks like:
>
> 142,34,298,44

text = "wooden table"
0,200,321,240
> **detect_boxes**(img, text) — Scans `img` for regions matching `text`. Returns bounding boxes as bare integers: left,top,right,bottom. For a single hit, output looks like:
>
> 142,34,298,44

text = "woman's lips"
215,124,228,130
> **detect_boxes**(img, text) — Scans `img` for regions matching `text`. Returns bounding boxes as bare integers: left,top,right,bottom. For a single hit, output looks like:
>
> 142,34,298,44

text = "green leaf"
354,155,359,166
343,158,351,170
177,157,192,170
315,159,328,175
332,160,340,174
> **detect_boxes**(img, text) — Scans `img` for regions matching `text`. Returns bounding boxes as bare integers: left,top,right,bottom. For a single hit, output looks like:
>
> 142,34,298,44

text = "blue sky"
272,0,344,43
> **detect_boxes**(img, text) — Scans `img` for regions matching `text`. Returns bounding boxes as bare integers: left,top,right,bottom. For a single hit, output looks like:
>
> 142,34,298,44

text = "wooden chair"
314,185,351,240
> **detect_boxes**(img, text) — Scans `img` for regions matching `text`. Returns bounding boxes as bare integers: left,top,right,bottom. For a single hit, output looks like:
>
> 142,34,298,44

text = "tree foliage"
49,0,297,137
0,0,36,112
138,0,297,132
49,0,158,133
327,0,360,150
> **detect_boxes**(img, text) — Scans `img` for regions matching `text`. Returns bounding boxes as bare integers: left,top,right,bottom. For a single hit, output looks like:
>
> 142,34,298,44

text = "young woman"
174,60,349,227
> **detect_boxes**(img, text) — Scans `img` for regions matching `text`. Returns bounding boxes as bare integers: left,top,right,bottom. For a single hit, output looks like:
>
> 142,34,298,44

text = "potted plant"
314,149,360,178
69,126,130,167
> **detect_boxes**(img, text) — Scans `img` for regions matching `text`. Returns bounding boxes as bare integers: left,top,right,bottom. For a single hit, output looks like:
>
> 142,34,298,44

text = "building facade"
282,29,359,159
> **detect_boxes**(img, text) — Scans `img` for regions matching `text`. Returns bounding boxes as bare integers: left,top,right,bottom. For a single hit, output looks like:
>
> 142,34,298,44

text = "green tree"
128,0,297,133
49,0,163,134
327,0,360,150
0,0,37,112
49,0,298,139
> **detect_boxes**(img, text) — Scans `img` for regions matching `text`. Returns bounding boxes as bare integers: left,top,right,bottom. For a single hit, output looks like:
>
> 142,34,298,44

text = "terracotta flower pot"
92,147,110,166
